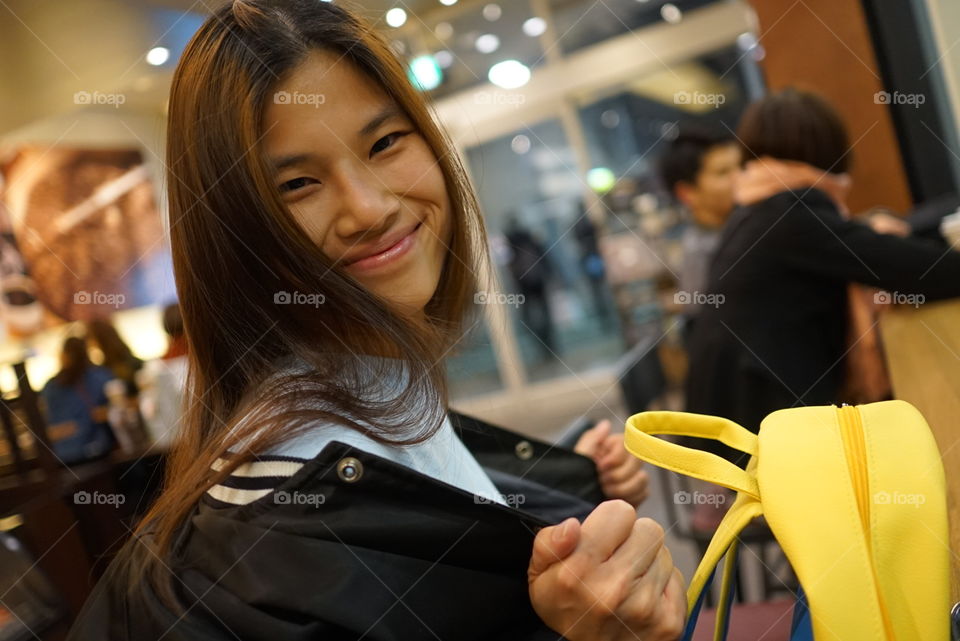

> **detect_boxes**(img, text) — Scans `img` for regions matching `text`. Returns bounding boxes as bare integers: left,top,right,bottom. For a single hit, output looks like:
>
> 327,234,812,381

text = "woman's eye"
279,177,318,193
370,131,409,156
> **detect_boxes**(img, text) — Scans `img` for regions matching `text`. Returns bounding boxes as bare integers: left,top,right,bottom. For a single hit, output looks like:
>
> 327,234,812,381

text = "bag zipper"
837,404,896,640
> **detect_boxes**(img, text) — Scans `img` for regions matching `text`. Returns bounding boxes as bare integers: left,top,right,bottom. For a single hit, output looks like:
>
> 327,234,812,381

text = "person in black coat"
685,89,960,459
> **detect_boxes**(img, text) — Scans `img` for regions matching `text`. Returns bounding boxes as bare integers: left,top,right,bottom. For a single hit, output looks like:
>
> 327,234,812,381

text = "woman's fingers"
574,419,612,459
607,517,665,578
600,455,644,485
528,517,581,581
529,503,684,641
578,500,639,566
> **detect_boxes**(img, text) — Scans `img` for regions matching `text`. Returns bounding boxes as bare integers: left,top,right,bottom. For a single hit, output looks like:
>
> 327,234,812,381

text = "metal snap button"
514,440,534,461
337,457,363,483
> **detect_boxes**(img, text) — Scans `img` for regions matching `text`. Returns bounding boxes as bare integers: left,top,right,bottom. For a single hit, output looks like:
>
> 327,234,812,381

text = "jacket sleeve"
768,192,960,300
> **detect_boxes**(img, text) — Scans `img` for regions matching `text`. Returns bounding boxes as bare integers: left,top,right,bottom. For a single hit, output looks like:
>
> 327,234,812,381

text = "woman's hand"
575,420,650,508
528,500,686,641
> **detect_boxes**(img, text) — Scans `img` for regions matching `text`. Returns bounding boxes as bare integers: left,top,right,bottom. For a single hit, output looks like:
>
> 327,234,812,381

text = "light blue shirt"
237,355,507,505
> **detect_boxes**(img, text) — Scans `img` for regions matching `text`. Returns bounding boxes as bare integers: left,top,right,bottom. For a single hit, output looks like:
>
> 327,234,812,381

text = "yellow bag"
624,400,949,641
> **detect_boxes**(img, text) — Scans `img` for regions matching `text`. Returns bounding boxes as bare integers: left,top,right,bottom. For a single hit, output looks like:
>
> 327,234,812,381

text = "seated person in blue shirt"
41,336,114,464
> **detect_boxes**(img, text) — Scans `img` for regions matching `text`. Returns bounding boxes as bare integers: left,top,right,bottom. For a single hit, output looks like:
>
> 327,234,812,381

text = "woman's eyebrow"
270,106,404,172
358,104,403,138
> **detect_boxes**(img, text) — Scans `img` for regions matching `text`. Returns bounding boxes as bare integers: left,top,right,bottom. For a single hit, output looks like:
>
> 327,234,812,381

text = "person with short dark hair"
685,88,960,457
658,125,741,340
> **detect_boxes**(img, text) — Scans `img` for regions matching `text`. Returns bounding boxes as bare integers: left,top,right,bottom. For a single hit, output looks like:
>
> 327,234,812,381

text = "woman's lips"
344,223,421,274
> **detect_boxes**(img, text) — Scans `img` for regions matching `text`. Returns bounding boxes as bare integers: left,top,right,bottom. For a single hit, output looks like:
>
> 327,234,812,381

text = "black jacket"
686,188,960,436
65,411,605,640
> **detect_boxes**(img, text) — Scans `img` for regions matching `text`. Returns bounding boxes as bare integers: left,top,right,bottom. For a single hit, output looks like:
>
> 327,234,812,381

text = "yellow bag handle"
624,411,759,498
624,411,765,617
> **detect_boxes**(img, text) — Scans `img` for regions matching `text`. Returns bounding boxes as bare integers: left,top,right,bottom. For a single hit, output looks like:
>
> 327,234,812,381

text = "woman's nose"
332,166,402,238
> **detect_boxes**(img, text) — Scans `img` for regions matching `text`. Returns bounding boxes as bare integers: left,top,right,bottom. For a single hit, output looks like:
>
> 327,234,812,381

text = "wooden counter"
880,299,960,601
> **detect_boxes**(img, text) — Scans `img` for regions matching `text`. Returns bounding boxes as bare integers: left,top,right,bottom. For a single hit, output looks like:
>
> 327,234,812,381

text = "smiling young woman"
64,2,684,640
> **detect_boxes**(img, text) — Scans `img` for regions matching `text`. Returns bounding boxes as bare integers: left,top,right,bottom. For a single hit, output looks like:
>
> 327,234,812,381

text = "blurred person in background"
65,2,683,640
505,215,558,360
658,125,741,344
137,303,189,447
685,88,960,464
41,336,114,464
573,204,614,327
86,318,143,397
160,302,187,360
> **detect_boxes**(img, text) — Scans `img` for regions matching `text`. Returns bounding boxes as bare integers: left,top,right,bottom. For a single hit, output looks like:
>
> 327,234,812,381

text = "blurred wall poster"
0,146,175,339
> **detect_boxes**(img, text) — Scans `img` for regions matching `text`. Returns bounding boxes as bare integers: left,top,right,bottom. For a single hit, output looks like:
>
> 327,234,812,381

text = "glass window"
446,321,504,400
576,44,759,179
465,118,626,384
573,43,762,345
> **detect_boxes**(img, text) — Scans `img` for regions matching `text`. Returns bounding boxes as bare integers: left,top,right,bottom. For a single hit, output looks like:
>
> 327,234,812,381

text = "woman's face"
263,50,453,316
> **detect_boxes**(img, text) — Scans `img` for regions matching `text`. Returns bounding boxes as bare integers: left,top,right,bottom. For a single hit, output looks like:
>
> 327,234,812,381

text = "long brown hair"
55,336,92,387
126,0,488,611
86,318,139,379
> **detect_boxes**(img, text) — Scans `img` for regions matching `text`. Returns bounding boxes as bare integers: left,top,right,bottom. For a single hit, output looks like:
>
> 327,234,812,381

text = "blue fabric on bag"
789,587,813,641
682,542,814,641
681,566,715,641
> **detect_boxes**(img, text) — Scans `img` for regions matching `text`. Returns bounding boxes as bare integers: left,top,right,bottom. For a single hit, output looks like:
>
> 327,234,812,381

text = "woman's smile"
342,221,422,275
